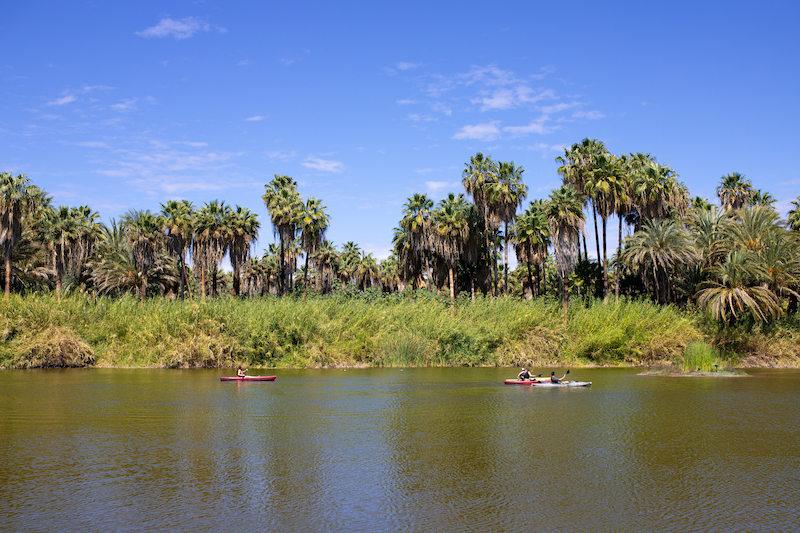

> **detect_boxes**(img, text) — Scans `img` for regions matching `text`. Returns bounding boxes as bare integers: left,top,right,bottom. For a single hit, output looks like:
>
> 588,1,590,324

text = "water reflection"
1,368,799,532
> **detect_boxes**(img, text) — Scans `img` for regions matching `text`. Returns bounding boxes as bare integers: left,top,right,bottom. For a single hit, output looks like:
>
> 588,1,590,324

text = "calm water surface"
1,367,799,532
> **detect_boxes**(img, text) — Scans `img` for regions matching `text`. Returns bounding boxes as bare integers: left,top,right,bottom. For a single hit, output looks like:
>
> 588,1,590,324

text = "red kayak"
220,375,277,382
504,379,548,385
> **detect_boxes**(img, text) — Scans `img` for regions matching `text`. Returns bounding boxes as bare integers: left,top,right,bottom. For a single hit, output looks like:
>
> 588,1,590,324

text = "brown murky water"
1,367,799,532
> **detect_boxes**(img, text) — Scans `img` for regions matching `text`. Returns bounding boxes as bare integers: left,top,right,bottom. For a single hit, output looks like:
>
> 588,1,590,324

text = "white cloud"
503,117,552,136
473,87,555,111
46,95,76,106
110,98,139,112
538,102,579,114
73,141,110,149
396,99,417,105
453,121,502,141
397,62,421,70
303,157,344,173
245,115,265,121
425,181,459,197
265,150,297,161
135,17,210,40
573,110,605,120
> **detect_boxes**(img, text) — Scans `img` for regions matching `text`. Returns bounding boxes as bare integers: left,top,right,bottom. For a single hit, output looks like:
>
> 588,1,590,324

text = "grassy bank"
1,293,799,369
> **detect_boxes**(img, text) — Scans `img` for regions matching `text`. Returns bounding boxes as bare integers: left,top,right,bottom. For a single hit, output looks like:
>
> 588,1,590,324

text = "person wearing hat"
517,367,532,381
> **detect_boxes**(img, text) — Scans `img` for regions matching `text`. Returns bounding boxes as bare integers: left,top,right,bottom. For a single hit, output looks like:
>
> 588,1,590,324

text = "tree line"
2,138,800,328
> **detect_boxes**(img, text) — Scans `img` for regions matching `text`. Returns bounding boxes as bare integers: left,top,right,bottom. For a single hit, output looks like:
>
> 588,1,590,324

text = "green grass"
2,291,796,369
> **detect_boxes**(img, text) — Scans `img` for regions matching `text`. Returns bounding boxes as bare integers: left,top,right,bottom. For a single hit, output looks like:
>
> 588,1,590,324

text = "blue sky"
2,1,799,262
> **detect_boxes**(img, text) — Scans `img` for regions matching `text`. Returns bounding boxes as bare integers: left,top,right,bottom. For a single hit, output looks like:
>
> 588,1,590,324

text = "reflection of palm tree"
716,172,753,211
546,185,585,318
1,173,43,297
298,197,329,298
160,199,194,301
228,206,260,297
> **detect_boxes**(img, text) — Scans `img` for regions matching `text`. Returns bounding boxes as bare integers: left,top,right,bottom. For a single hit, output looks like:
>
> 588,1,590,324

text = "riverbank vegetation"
3,138,800,369
2,292,799,369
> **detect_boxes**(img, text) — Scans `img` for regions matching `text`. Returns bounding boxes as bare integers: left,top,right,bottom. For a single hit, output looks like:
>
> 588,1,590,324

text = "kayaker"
237,365,248,378
518,367,532,381
550,370,568,383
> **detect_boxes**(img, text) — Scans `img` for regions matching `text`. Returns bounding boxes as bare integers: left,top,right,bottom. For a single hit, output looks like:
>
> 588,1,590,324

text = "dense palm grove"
3,137,800,329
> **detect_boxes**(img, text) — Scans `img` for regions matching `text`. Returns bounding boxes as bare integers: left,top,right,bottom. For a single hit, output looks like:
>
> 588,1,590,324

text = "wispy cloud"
573,110,605,120
110,98,139,112
46,95,76,106
245,115,265,121
425,181,460,197
453,121,501,141
503,116,553,136
472,87,555,111
396,99,417,105
135,17,211,40
266,150,297,161
397,62,421,70
303,157,345,173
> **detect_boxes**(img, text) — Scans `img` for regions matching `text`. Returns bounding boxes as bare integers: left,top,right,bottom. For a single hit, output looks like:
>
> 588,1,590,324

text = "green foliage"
680,341,722,373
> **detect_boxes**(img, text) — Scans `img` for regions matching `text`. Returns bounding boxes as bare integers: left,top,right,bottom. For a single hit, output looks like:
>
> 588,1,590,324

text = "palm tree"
298,197,329,298
628,154,688,228
193,200,231,299
685,205,732,268
160,199,194,301
462,153,500,295
490,161,528,294
717,172,754,211
557,138,608,263
1,173,43,297
584,153,625,298
338,241,361,289
787,196,800,231
228,206,260,297
432,193,470,300
311,240,339,294
620,219,697,305
514,200,550,299
400,193,435,291
355,253,380,290
696,250,780,326
120,209,163,300
262,175,302,295
546,185,585,318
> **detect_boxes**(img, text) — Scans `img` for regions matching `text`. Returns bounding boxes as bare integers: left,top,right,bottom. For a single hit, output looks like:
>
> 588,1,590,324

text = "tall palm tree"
514,200,550,299
462,153,499,295
1,173,43,297
262,175,302,295
432,193,470,300
355,252,380,290
557,138,608,263
338,241,361,289
787,196,800,231
716,172,754,211
298,197,329,298
120,209,163,300
546,185,585,318
584,153,625,298
160,199,194,301
491,161,528,294
311,240,339,294
193,200,231,299
400,193,435,291
228,206,260,297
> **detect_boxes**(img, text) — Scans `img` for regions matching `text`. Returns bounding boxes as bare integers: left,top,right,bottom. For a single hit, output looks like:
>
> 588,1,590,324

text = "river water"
1,367,799,532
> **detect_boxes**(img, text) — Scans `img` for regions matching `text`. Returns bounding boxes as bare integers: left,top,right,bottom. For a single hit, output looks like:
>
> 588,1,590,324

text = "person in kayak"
237,365,248,378
518,367,532,381
550,370,569,383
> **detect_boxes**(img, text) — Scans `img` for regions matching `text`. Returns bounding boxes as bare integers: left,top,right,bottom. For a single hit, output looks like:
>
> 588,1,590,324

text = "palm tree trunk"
4,253,11,297
503,221,509,294
525,262,534,300
179,254,186,301
493,233,499,297
469,266,475,301
616,214,622,301
449,265,455,300
592,202,601,278
582,232,588,262
279,240,286,296
601,216,609,299
200,267,206,301
303,253,309,300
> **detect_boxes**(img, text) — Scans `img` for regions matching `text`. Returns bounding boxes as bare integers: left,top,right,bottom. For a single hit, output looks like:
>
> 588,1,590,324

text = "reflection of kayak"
531,380,591,387
504,379,591,387
219,376,277,382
